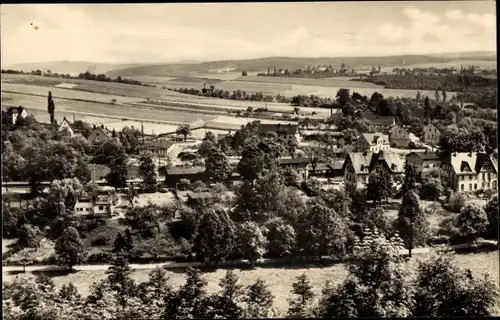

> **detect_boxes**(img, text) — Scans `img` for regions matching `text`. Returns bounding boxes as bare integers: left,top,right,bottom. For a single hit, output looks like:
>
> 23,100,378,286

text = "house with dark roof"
388,125,410,148
422,123,441,145
356,132,390,153
258,123,298,135
3,106,28,125
163,167,208,188
441,152,498,193
342,151,404,194
258,122,300,151
406,150,444,178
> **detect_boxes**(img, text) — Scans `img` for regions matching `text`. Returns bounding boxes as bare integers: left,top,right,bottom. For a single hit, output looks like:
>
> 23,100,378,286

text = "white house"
58,117,75,137
356,132,390,153
74,194,116,216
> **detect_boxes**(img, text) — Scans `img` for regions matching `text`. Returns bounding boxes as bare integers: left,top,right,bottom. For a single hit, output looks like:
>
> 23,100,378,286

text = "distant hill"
106,52,496,77
5,61,150,76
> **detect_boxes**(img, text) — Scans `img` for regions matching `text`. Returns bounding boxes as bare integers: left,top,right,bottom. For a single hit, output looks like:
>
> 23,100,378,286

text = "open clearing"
3,250,498,315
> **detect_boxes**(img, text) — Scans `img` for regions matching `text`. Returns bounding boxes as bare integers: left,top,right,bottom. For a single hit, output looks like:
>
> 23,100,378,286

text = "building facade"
356,132,390,153
343,151,404,194
389,125,410,148
422,123,441,145
441,152,498,193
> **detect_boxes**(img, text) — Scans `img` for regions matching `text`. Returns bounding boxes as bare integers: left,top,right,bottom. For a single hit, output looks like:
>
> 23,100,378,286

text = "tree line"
0,68,150,87
3,230,498,319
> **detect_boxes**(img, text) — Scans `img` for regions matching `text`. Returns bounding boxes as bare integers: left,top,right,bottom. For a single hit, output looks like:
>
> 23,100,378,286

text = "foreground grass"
4,250,498,315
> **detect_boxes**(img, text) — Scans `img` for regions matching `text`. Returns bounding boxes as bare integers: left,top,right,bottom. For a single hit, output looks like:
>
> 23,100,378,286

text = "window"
474,183,477,190
98,206,104,210
482,173,485,180
488,173,491,180
460,184,464,191
482,182,485,189
469,183,472,190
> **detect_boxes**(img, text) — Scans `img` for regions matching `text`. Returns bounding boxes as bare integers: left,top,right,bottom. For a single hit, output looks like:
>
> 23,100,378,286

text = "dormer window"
391,164,397,170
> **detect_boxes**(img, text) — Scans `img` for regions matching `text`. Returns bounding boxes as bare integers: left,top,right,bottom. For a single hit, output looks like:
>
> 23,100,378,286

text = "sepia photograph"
1,1,498,318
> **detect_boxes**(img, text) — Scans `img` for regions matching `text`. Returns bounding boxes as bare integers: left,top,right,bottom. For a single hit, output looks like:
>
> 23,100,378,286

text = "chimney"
453,152,457,157
101,124,104,129
468,151,472,157
93,125,96,129
425,149,428,154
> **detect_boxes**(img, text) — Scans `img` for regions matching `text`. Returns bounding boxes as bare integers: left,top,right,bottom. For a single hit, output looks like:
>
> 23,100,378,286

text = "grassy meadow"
3,250,498,315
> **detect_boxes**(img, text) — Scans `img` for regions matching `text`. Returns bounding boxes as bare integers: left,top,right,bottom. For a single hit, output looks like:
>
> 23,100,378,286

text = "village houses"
441,152,498,193
422,123,441,145
3,106,28,125
87,124,118,144
343,151,404,194
74,194,116,216
356,132,390,153
388,125,411,148
405,150,444,179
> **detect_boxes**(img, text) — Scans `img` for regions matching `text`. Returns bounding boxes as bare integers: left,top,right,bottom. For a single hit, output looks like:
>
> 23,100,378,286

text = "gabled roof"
423,123,439,132
371,151,404,173
5,106,26,115
258,123,298,135
344,151,404,174
91,126,113,138
407,150,442,162
361,132,389,145
58,117,73,131
343,152,373,174
389,125,408,135
448,152,498,175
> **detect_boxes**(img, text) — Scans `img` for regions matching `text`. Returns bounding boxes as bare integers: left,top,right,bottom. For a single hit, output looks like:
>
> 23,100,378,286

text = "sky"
0,1,496,66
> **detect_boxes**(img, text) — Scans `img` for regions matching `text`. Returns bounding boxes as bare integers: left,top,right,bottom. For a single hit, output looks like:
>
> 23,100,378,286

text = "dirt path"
5,241,495,274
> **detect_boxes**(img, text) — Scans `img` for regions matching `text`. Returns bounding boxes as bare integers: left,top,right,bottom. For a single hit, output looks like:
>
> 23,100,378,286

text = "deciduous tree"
55,226,88,272
138,151,157,192
396,190,430,257
205,147,232,183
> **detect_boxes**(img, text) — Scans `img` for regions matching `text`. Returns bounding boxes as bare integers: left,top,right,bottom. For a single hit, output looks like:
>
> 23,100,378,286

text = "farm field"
233,75,385,88
3,75,321,115
2,92,214,128
3,250,498,315
2,82,143,104
162,77,454,99
381,59,497,74
1,75,188,101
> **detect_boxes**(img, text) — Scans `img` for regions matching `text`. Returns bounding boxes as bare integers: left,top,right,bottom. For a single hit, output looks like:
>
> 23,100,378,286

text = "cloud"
445,9,495,28
0,4,496,66
373,6,495,55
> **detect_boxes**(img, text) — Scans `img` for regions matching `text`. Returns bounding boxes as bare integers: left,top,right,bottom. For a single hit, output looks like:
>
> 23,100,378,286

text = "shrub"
158,188,168,193
420,178,444,201
87,252,112,264
446,192,466,213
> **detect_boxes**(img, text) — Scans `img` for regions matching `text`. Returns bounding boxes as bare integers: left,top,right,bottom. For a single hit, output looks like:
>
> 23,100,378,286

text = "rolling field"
233,75,385,88
2,75,323,115
381,59,497,74
1,92,213,130
161,77,454,99
3,250,498,315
